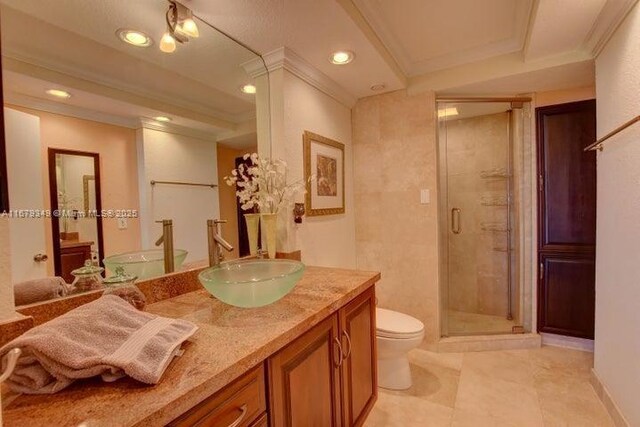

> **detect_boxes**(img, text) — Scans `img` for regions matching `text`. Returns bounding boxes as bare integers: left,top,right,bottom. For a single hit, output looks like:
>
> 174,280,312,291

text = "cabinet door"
339,287,377,427
538,254,595,338
268,314,342,427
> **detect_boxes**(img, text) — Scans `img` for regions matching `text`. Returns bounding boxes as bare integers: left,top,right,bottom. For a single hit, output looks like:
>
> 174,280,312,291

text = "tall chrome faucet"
155,219,174,274
208,219,234,267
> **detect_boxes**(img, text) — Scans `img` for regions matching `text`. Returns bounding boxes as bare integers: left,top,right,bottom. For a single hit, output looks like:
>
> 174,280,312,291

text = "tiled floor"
365,346,614,426
448,310,517,335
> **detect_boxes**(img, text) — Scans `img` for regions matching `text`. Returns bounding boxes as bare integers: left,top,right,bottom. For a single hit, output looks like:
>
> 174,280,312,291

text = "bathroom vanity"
2,267,379,427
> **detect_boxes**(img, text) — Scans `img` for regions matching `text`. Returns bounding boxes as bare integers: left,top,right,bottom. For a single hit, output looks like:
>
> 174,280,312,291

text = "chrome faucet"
155,219,175,274
207,219,234,267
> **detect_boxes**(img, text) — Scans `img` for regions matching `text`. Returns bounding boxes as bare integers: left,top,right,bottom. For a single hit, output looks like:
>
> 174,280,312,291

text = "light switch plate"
420,189,430,204
117,217,128,230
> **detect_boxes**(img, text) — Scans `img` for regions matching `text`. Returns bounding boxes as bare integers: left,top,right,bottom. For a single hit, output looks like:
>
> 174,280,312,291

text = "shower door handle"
451,208,461,234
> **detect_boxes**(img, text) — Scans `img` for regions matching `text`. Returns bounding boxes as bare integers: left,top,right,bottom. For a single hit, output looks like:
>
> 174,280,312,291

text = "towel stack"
0,295,198,394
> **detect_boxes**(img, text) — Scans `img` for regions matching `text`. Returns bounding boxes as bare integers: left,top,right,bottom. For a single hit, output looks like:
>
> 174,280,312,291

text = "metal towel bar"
584,115,640,152
150,180,217,188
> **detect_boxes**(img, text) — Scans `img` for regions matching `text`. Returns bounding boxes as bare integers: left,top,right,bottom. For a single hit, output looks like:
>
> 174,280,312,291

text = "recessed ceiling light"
330,50,355,65
370,84,386,91
46,89,71,99
154,116,172,122
437,107,459,118
117,29,153,47
240,84,257,94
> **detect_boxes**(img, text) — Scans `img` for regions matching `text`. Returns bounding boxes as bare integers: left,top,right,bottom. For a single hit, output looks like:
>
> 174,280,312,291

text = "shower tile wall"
446,112,511,318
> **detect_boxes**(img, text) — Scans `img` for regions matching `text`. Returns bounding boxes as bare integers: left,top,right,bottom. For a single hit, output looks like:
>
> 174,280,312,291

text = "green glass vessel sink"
199,259,305,308
103,249,188,280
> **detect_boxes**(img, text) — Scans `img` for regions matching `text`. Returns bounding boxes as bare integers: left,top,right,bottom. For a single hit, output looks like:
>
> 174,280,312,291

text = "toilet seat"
376,308,424,339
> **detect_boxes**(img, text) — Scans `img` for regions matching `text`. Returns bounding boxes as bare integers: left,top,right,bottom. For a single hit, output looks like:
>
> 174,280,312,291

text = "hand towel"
0,295,198,394
13,277,69,306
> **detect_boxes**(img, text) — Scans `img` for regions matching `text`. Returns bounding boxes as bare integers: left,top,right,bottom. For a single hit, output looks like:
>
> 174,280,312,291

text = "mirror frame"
47,148,105,276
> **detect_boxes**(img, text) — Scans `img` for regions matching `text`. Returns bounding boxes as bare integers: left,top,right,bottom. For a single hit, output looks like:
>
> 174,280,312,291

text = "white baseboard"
591,369,630,427
541,333,594,352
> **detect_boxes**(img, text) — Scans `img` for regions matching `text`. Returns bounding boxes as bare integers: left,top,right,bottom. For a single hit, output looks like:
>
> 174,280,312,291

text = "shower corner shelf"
481,222,509,232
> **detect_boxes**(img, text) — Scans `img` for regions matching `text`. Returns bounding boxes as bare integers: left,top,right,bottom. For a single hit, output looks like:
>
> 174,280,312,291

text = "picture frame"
303,131,345,216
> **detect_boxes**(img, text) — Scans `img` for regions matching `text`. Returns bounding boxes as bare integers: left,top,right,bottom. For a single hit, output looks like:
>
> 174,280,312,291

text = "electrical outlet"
117,217,128,230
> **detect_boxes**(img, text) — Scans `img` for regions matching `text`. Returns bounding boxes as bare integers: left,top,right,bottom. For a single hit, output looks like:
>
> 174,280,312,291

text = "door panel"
536,100,597,339
5,108,48,282
268,314,342,427
538,255,595,338
340,287,377,427
538,100,597,251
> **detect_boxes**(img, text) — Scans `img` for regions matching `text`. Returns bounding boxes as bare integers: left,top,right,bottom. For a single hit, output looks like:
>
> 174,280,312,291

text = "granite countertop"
2,266,380,427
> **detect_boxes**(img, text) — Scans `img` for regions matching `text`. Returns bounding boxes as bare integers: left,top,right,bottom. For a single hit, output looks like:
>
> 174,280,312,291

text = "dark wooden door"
536,99,597,339
339,287,377,427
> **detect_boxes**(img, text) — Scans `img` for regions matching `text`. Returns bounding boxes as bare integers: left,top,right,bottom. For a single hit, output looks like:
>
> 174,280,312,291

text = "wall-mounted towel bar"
584,115,640,152
150,180,217,188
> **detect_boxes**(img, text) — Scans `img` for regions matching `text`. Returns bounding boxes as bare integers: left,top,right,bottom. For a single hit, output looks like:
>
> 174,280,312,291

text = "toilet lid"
376,308,424,338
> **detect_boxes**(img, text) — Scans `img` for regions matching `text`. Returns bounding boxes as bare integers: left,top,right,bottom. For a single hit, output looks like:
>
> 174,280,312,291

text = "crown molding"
138,118,219,143
584,0,639,56
4,91,138,129
246,47,357,108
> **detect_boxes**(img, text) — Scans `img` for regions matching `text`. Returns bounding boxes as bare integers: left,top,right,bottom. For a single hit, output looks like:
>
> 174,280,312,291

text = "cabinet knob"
33,253,48,262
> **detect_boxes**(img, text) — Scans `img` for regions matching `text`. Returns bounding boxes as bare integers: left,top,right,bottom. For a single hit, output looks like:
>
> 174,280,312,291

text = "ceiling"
188,0,638,99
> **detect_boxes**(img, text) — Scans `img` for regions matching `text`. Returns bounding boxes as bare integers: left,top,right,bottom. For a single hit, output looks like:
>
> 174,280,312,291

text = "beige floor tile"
462,349,534,386
452,408,523,427
409,349,464,372
364,391,453,427
385,353,461,408
528,346,593,377
537,390,614,427
455,369,544,426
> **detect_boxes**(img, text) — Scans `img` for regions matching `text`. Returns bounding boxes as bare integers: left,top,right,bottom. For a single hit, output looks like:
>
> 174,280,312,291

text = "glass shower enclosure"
437,99,531,337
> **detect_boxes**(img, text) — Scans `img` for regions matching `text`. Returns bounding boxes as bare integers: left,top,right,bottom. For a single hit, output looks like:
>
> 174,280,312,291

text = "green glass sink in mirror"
199,259,305,308
103,249,188,280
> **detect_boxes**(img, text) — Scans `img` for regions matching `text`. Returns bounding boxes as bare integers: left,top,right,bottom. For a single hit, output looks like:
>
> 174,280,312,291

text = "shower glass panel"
438,101,527,336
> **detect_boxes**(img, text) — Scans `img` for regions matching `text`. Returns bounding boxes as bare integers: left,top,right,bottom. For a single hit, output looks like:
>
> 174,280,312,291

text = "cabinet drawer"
170,364,266,427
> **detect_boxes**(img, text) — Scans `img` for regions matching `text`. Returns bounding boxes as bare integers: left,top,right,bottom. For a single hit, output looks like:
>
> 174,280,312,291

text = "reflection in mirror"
0,0,269,306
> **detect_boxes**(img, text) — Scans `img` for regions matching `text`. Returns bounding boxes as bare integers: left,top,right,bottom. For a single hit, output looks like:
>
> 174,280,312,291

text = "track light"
160,31,177,53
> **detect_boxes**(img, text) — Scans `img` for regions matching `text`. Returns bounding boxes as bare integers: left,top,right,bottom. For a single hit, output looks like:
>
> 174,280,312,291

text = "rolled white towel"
13,277,69,306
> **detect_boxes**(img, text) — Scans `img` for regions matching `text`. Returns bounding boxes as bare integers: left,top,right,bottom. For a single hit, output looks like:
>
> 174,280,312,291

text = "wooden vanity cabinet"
268,286,377,427
170,286,377,427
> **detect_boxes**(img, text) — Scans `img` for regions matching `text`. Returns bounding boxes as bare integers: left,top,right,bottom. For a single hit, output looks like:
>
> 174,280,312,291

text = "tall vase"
244,213,260,256
260,213,277,259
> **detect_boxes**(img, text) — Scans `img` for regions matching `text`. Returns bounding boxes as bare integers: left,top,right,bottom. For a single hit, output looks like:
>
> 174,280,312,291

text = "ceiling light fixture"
46,89,71,99
154,116,172,122
160,1,199,54
330,50,355,65
117,29,153,47
370,84,386,91
240,84,257,94
437,107,459,118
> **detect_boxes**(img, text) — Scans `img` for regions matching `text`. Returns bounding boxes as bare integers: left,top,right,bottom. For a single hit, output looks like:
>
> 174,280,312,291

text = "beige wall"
353,90,439,343
216,144,250,260
9,106,141,272
535,86,596,108
444,112,511,317
265,68,356,268
0,218,15,319
593,3,640,426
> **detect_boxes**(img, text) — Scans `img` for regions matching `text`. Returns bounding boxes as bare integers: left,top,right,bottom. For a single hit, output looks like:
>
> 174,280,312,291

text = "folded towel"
0,295,198,394
13,277,69,306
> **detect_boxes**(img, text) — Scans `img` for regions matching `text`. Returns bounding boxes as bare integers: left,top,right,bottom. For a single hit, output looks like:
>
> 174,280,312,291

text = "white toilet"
376,307,425,390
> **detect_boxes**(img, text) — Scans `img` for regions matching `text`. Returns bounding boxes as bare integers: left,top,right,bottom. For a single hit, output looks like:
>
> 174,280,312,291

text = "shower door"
438,101,525,336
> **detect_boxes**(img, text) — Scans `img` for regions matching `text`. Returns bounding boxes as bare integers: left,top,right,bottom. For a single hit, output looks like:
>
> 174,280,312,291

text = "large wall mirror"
0,0,270,307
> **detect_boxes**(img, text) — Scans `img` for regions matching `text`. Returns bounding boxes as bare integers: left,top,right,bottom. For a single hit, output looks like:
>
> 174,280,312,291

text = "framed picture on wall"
303,131,345,216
